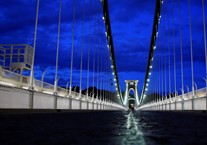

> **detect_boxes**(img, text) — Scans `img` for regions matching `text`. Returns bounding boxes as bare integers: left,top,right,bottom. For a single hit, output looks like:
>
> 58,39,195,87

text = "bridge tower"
123,80,140,109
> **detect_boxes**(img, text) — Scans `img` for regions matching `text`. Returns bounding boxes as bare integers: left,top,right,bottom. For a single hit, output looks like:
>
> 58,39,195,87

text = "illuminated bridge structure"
1,0,207,111
0,0,124,111
139,0,207,111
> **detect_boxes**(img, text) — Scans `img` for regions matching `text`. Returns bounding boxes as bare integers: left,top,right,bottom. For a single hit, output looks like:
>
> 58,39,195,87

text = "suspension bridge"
0,0,207,112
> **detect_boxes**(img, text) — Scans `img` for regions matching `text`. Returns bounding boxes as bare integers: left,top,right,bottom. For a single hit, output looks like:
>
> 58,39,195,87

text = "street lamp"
193,82,198,98
175,91,178,101
41,70,46,91
180,88,184,100
186,85,190,99
203,78,207,96
79,89,82,99
74,86,78,92
54,77,60,95
65,81,70,96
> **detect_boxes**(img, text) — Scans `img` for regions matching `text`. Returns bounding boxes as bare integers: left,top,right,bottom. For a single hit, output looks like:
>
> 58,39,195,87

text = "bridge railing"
0,68,107,103
0,67,29,88
139,86,207,110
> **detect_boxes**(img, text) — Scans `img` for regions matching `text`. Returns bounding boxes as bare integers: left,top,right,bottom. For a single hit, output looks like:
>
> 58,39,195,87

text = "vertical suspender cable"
157,57,159,102
98,12,104,100
108,53,110,102
108,56,110,102
86,0,92,99
167,8,171,100
159,56,161,102
100,44,102,101
30,0,40,88
96,14,101,100
160,12,163,101
79,0,85,98
202,0,207,93
54,0,62,93
179,0,184,99
92,11,97,100
159,2,162,104
105,48,107,102
188,0,195,98
103,51,106,102
69,0,76,96
164,18,167,100
163,16,165,101
172,0,177,99
159,48,162,101
104,50,106,102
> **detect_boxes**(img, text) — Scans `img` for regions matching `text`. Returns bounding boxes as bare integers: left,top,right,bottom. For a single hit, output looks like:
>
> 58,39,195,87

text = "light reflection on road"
121,111,146,145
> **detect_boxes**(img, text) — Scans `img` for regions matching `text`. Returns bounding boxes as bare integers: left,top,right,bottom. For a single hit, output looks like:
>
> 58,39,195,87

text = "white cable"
188,0,195,97
30,0,40,88
69,0,76,96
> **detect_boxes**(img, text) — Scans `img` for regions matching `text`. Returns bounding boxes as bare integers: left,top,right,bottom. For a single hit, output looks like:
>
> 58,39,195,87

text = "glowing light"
154,46,156,50
150,65,152,69
42,90,53,95
0,81,15,87
105,32,107,36
112,72,115,75
115,83,117,86
114,78,116,81
102,16,105,20
111,65,114,68
145,88,148,91
22,86,29,89
146,83,149,86
149,72,151,75
147,79,150,82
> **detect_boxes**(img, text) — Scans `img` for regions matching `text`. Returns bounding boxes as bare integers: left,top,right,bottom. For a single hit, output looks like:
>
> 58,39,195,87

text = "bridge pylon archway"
123,80,140,109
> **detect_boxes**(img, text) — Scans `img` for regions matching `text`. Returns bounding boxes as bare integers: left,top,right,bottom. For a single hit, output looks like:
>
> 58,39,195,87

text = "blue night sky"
0,0,207,95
